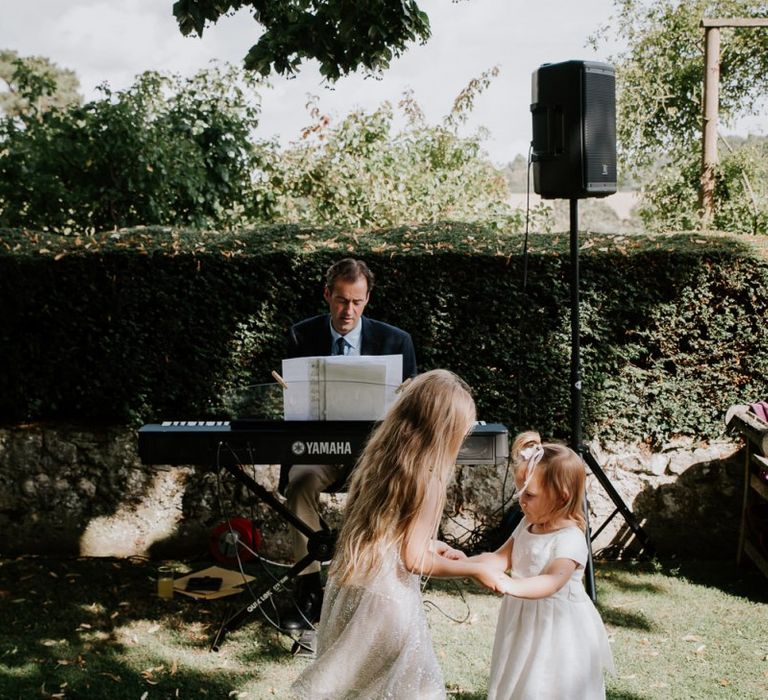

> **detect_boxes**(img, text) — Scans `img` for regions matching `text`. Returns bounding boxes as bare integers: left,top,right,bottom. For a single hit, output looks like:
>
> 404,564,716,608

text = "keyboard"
138,420,509,466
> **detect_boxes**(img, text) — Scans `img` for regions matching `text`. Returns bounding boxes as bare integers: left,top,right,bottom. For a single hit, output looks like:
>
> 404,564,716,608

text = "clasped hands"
433,540,514,595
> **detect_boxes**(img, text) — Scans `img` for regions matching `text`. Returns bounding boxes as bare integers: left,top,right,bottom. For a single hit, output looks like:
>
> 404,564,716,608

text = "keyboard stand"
210,459,336,652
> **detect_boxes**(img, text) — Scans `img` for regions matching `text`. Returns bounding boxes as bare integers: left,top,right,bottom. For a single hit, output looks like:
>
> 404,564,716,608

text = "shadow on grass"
659,558,768,603
4,553,763,698
597,556,768,603
606,691,648,700
0,555,298,698
597,605,654,631
594,566,666,595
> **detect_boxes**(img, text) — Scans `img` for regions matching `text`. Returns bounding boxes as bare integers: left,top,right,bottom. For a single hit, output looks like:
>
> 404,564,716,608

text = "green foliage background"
596,0,768,234
0,63,530,235
2,225,767,447
4,3,768,239
0,66,267,233
172,0,432,80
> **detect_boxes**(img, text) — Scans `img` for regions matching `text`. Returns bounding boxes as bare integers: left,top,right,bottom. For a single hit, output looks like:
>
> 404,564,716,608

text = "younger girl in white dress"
292,369,512,700
475,433,615,700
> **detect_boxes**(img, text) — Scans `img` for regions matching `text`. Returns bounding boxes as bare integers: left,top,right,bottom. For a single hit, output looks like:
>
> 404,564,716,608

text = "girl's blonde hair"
513,433,586,532
330,369,476,584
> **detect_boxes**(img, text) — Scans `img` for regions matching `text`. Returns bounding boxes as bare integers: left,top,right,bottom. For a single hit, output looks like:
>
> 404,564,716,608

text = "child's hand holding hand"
432,540,467,560
473,563,514,594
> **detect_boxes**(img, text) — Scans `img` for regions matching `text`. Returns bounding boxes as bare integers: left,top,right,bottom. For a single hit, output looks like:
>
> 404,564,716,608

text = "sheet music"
281,354,403,420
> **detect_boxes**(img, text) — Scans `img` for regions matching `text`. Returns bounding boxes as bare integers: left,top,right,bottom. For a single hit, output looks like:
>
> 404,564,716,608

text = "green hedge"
2,224,768,446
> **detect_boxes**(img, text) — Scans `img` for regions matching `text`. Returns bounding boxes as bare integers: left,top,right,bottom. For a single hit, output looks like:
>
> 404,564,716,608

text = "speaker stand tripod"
566,199,652,601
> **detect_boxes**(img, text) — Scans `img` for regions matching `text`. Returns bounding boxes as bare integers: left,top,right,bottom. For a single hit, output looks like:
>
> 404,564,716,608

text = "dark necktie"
334,336,346,356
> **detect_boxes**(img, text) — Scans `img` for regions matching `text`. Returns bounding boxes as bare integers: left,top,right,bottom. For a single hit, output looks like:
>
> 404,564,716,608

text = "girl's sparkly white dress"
487,518,615,700
292,549,445,699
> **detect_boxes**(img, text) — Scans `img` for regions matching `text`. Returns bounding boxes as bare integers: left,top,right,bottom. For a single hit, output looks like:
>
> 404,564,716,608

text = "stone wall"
0,423,744,561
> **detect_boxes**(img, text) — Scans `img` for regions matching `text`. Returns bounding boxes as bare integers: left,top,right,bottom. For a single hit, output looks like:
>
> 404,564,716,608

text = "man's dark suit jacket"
279,314,417,494
286,314,417,382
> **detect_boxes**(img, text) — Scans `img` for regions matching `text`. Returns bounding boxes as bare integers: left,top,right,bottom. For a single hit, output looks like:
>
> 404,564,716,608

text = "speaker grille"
583,68,617,192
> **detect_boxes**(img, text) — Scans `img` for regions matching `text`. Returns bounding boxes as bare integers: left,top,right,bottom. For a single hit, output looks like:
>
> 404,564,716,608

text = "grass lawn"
0,555,765,699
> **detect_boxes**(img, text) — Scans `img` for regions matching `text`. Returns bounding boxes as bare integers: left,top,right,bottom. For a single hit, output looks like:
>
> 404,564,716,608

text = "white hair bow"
516,443,544,497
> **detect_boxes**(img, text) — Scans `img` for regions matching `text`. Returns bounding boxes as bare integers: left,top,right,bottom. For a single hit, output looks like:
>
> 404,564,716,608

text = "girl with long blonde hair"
293,369,510,699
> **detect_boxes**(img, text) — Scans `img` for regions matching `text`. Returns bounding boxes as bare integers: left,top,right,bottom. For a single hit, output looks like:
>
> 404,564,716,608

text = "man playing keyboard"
281,258,417,630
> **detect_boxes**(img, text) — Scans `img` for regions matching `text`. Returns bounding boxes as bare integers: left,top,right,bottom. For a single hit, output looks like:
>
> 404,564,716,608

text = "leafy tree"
0,50,82,118
638,136,768,233
0,58,529,234
252,68,530,230
172,0,431,80
592,0,768,233
0,64,267,233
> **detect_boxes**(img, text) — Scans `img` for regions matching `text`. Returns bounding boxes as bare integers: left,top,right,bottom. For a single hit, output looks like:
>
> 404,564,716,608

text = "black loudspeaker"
531,60,617,199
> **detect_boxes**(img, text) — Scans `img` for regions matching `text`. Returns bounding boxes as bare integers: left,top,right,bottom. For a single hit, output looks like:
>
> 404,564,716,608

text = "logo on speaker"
292,441,306,456
602,164,608,175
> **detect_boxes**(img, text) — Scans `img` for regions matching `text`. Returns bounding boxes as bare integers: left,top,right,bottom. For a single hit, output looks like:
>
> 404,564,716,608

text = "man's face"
324,276,369,334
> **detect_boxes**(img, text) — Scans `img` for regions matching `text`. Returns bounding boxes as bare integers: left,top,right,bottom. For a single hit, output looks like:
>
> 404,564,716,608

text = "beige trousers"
285,463,345,575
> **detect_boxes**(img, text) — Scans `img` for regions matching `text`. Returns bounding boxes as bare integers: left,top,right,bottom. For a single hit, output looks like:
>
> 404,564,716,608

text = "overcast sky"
2,1,763,164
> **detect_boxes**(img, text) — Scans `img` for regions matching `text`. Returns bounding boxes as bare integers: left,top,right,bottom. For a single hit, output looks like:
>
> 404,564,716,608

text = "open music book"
281,355,403,421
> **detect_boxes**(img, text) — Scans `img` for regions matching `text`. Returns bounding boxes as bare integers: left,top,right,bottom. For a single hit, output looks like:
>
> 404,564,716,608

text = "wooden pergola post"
699,18,768,227
700,21,720,225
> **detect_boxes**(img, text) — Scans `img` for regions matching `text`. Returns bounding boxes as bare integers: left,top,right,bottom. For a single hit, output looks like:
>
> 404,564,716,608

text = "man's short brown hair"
325,258,375,294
